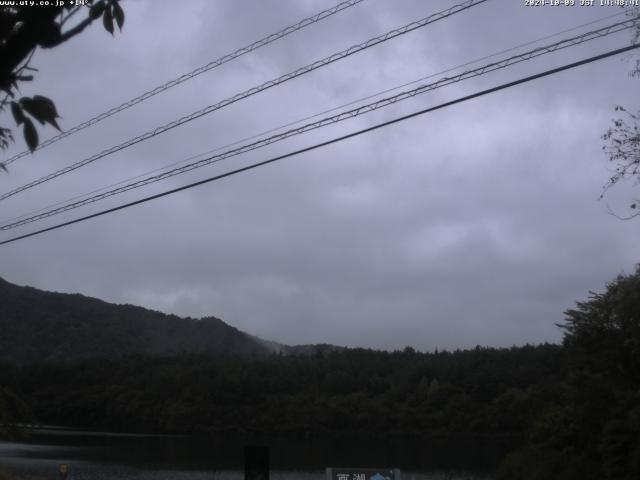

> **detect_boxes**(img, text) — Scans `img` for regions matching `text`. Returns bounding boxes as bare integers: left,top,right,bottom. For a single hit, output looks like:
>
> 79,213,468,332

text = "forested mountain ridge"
0,276,274,361
2,266,639,479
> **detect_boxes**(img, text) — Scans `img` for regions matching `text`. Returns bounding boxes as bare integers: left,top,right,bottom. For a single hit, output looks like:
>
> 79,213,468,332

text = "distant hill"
0,277,279,362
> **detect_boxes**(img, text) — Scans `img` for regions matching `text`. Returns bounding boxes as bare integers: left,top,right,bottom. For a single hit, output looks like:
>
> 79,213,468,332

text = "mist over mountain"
0,277,331,362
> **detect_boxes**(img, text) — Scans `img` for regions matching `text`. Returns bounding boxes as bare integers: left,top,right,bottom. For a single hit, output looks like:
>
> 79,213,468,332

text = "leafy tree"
602,104,640,219
0,0,125,166
498,267,640,480
561,267,640,479
560,265,640,386
600,7,640,219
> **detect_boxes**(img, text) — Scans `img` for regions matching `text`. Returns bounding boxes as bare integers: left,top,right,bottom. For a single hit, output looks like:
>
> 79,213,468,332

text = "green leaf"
0,127,11,151
19,96,61,131
89,1,106,20
113,1,124,31
19,98,44,125
10,102,24,125
23,117,38,152
103,7,114,35
32,95,61,130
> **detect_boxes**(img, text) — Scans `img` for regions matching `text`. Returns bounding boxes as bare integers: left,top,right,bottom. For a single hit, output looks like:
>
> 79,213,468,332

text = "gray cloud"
1,0,638,351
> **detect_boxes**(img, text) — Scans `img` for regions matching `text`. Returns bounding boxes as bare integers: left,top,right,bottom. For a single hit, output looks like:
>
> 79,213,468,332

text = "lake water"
0,428,513,479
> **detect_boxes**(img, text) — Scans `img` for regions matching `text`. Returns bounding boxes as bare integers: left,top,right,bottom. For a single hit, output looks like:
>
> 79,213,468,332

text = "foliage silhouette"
0,0,124,164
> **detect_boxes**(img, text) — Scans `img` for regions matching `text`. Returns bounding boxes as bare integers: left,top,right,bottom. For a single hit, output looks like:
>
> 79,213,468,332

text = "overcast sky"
1,0,638,351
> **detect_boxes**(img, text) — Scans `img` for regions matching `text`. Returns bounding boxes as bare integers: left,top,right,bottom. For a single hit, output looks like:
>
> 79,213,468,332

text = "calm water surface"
0,428,512,479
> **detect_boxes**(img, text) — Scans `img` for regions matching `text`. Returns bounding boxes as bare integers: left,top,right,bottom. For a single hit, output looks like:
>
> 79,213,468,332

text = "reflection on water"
0,428,506,479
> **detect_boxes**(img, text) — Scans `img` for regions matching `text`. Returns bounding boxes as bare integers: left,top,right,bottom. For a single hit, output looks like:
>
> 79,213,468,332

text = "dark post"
58,464,68,480
244,445,270,480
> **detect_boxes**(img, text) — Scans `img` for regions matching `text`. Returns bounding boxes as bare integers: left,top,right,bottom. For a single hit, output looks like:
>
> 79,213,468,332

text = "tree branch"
56,14,96,45
606,203,640,220
59,5,82,27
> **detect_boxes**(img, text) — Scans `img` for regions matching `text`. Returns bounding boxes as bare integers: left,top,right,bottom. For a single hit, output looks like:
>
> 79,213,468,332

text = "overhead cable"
3,9,625,228
0,0,367,167
1,18,636,231
1,42,638,247
0,0,489,202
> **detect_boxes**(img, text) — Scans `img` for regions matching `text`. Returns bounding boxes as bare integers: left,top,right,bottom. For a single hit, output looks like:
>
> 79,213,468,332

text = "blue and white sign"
326,468,401,480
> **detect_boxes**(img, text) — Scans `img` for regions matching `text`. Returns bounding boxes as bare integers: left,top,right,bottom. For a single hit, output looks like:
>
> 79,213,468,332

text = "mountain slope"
0,277,271,362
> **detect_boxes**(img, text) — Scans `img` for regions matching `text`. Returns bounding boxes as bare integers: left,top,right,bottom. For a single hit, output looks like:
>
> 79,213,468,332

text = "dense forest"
1,266,639,479
0,344,566,437
495,267,640,480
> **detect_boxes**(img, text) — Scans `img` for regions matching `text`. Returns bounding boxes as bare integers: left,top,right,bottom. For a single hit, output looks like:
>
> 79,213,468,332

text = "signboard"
326,468,401,480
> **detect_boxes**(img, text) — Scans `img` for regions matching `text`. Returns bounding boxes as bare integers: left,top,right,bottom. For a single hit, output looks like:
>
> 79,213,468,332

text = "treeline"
0,343,565,437
498,266,640,480
1,266,638,479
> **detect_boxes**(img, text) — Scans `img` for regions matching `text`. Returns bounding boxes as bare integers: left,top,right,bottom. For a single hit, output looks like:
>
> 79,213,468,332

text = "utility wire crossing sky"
0,16,636,232
1,0,367,167
0,0,488,202
0,40,638,247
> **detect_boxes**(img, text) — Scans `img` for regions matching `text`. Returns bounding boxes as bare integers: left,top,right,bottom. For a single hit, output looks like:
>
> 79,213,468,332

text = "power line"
3,9,625,227
1,43,637,247
4,13,630,229
0,0,367,167
0,0,489,202
2,18,636,231
4,9,625,228
3,17,635,229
